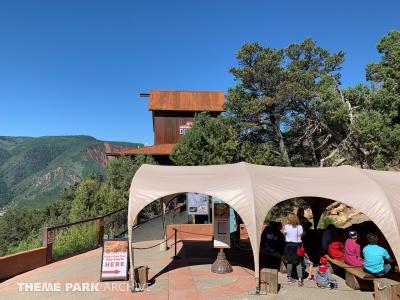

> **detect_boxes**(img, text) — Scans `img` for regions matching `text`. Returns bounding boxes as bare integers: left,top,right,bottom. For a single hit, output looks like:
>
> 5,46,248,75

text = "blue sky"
1,0,399,144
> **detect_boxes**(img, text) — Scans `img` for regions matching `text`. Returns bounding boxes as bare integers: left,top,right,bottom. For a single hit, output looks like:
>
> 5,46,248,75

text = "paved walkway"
0,240,374,300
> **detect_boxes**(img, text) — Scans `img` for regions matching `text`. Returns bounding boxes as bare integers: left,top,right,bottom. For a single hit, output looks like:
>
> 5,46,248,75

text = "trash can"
134,266,148,291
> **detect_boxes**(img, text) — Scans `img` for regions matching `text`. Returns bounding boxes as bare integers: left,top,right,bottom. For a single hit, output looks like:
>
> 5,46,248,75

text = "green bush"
319,216,335,229
52,222,97,259
6,231,42,255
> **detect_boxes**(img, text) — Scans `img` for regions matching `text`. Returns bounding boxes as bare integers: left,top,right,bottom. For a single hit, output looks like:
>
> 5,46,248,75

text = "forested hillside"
0,155,158,256
0,135,141,208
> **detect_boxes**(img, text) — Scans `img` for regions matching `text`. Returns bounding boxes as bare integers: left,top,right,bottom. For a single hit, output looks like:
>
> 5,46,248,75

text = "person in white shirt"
283,213,304,286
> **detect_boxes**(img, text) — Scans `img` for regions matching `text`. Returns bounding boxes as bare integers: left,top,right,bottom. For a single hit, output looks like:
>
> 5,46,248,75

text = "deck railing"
42,206,128,262
1,202,186,280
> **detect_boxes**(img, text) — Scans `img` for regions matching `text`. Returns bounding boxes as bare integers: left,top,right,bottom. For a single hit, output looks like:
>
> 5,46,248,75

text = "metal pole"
208,196,211,224
173,228,178,258
160,199,167,251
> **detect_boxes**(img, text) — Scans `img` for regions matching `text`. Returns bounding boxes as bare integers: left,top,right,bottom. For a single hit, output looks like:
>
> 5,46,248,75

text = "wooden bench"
325,256,375,290
374,278,400,300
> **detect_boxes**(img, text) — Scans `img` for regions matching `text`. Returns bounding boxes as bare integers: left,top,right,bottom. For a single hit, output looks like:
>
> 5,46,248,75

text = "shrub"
52,222,97,259
319,216,335,229
6,230,42,255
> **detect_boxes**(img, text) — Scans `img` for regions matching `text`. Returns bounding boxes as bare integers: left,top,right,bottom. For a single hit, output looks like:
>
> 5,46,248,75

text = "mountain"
0,135,141,208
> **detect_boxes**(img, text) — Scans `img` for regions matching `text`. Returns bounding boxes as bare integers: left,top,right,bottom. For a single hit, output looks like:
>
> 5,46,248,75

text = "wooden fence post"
42,227,53,263
96,218,105,246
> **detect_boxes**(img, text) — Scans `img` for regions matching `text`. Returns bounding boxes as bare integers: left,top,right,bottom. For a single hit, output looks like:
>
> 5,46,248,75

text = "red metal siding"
149,90,225,112
154,111,195,145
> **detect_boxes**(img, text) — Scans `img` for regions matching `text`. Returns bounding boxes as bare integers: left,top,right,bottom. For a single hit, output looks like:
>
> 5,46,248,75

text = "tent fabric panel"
127,162,400,289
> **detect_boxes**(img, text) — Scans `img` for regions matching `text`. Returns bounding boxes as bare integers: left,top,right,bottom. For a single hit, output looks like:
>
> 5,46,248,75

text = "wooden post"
134,266,149,291
374,278,400,300
96,218,105,246
260,268,278,294
42,227,53,263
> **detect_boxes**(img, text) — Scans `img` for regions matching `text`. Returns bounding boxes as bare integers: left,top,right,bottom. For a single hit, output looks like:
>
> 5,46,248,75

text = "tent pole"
128,224,136,292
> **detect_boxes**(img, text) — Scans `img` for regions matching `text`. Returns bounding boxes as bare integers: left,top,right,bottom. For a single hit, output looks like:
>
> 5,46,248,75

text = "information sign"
100,239,129,281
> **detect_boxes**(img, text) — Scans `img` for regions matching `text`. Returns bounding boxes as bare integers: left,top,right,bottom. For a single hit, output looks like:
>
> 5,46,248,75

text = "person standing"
283,213,304,286
344,231,363,267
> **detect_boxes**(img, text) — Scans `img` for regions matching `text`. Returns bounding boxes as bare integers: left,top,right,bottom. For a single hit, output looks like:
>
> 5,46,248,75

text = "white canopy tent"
127,162,400,291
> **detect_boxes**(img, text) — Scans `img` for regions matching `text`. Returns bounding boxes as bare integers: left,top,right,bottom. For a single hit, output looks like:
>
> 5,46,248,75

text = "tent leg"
306,197,333,230
248,277,260,295
128,225,136,292
256,276,260,294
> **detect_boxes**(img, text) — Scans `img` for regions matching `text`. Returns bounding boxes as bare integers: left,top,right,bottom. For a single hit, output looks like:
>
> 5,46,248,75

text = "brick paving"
0,239,374,300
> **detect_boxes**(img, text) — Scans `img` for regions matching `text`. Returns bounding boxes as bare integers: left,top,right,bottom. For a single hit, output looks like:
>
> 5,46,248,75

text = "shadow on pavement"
149,240,255,284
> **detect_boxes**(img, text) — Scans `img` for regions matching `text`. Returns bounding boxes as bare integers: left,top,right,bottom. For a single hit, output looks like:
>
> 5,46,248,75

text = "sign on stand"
100,239,129,281
187,193,209,215
213,203,231,248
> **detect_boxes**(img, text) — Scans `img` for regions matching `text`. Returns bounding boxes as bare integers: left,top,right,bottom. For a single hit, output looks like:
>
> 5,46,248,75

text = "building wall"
153,111,194,145
153,111,220,145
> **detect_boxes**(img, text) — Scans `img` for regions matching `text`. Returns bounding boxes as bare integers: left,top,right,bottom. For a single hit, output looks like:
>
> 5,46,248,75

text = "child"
363,233,392,277
344,231,363,267
303,252,315,281
316,257,337,289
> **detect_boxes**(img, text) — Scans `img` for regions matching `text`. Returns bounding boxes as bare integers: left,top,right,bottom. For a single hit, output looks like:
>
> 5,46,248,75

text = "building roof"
106,144,175,156
148,90,225,112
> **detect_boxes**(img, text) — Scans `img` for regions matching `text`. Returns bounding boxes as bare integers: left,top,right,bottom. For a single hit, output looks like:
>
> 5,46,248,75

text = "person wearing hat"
316,257,334,288
344,231,364,267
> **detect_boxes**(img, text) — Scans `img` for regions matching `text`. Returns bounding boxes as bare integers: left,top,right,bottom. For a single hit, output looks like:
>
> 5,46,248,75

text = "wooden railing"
42,203,185,262
1,202,186,280
0,207,128,281
42,206,128,263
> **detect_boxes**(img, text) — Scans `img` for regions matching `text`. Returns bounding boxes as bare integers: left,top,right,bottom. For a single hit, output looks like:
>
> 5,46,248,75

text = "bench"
374,278,400,300
325,256,375,290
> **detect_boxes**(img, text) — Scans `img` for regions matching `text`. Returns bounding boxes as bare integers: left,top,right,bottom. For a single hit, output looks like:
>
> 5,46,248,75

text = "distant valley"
0,135,141,208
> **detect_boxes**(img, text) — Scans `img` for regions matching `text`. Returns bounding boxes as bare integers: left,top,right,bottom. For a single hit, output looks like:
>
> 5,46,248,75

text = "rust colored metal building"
106,90,225,165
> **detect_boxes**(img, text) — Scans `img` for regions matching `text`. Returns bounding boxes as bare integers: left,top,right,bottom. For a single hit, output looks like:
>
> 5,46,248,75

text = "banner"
100,239,129,281
187,193,209,215
213,203,231,248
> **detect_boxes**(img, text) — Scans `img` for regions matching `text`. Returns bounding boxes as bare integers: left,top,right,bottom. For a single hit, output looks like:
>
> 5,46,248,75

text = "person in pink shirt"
344,231,363,267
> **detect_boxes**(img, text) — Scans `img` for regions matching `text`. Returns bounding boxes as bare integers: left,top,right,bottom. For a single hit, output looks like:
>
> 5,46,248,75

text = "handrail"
47,202,185,232
132,203,184,229
117,203,185,237
47,206,127,231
